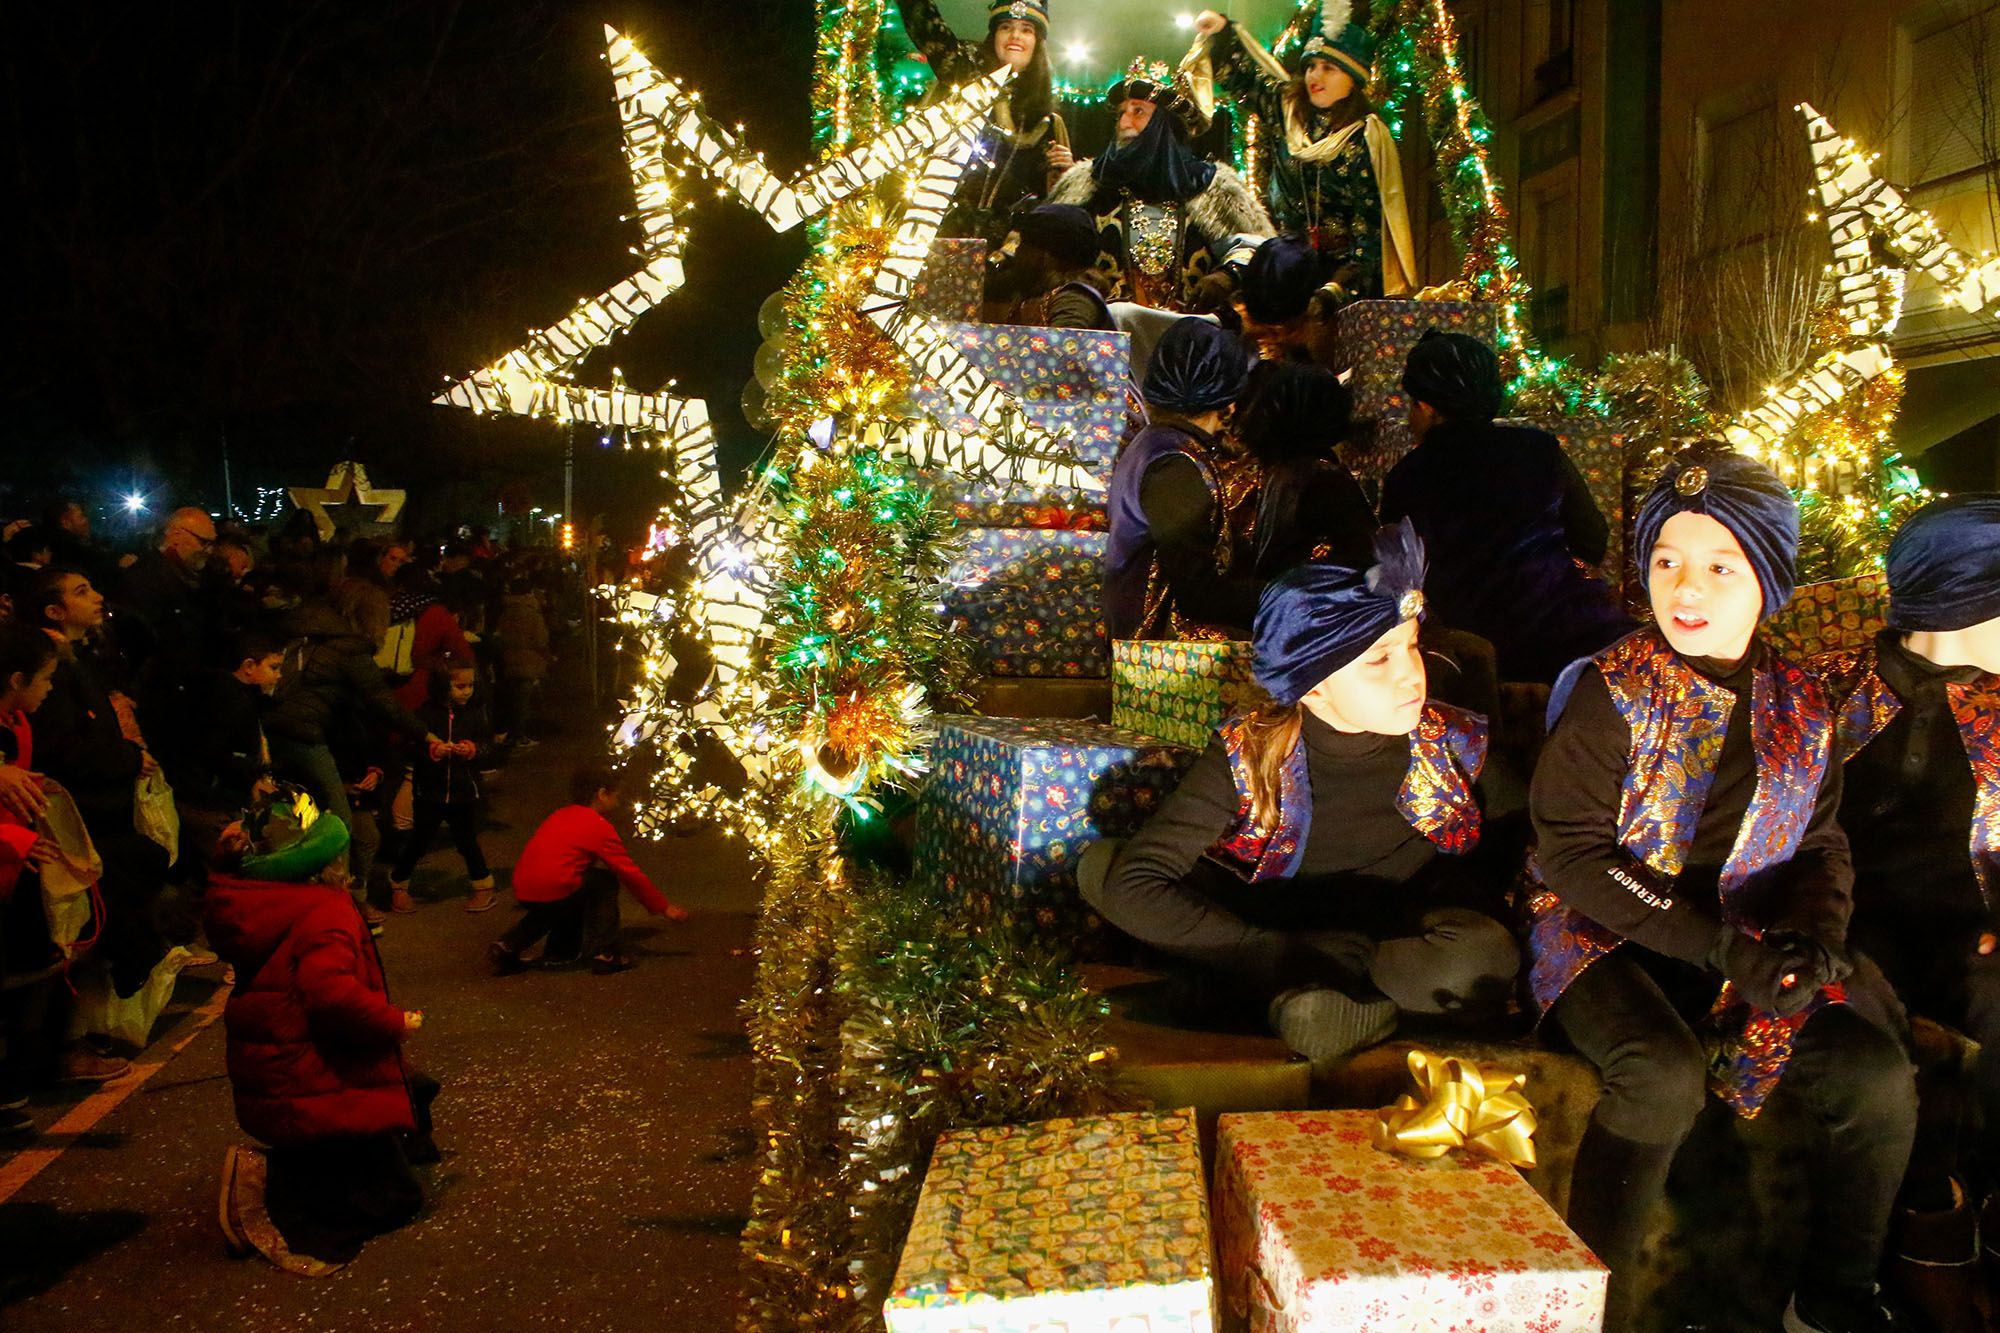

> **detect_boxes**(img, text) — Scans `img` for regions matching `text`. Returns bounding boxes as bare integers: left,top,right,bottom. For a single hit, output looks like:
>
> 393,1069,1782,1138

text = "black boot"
1564,1122,1681,1332
1783,1283,1914,1332
1884,1179,1983,1333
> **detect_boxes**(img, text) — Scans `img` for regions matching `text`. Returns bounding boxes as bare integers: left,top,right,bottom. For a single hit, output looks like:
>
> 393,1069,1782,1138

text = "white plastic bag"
73,946,192,1049
134,771,180,863
38,782,103,956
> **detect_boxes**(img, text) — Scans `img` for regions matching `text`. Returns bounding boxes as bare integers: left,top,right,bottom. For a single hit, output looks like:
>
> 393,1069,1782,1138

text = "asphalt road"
0,700,762,1332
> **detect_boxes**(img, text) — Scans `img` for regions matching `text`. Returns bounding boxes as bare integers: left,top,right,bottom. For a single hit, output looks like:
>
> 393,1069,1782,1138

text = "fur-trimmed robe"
1049,158,1273,309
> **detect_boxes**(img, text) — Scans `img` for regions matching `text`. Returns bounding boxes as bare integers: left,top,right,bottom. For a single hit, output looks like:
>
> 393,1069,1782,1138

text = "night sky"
5,3,819,538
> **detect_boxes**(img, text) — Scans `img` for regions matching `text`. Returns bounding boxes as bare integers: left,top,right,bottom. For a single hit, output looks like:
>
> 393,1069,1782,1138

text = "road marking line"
0,983,230,1204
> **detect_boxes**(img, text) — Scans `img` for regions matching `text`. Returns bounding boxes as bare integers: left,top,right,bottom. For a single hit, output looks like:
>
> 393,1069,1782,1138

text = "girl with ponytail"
1080,521,1518,1080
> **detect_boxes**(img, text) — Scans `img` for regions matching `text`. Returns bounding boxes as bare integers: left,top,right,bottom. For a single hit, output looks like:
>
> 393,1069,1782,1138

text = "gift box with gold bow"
1213,1106,1607,1331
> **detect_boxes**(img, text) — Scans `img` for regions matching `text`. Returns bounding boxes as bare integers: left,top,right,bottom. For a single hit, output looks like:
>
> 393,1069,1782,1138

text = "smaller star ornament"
288,462,406,541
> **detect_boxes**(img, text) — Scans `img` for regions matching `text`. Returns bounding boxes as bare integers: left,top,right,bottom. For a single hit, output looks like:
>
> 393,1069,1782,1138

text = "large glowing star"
1728,103,2000,453
288,462,407,542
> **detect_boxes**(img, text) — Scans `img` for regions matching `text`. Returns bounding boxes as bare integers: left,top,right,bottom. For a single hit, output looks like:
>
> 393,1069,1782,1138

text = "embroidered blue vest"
1812,643,2000,910
1525,628,1839,1118
1205,702,1486,882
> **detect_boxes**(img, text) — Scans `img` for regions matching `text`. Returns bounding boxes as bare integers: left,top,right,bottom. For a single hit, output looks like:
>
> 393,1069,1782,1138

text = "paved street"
0,697,761,1332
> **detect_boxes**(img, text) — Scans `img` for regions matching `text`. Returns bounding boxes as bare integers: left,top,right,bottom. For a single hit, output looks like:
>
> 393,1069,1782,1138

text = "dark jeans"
391,801,489,883
501,677,541,739
87,815,172,998
1851,926,2000,1198
1553,948,1917,1296
265,1071,440,1264
497,870,620,962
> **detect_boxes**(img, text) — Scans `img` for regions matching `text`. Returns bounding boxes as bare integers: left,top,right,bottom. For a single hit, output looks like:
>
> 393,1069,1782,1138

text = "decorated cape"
1526,629,1840,1118
1206,702,1485,882
1179,20,1417,298
1811,640,2000,909
1049,155,1273,308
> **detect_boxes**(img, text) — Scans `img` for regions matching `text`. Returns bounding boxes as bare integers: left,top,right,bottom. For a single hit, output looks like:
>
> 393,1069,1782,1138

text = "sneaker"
1,1105,34,1141
512,737,540,753
58,1049,132,1084
390,884,418,914
488,942,528,976
1783,1285,1913,1332
181,947,221,968
0,1090,27,1112
218,1146,252,1258
463,883,498,914
359,902,389,927
590,952,637,976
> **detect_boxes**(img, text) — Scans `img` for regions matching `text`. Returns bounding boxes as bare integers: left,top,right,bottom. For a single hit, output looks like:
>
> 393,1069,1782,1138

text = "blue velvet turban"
1241,233,1319,324
1399,329,1503,422
1254,520,1427,707
1633,443,1799,620
1142,318,1254,414
1886,493,2000,632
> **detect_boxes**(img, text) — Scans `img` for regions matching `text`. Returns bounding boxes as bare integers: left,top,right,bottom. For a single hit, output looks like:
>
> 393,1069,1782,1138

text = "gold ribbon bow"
1371,1048,1538,1169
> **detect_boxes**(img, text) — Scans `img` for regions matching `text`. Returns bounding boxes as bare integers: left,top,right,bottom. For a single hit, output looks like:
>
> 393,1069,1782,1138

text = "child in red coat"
490,762,689,975
206,789,437,1275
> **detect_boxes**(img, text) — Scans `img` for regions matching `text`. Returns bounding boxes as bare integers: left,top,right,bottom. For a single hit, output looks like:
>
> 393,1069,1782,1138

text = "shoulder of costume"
1803,639,1881,703
1190,164,1277,239
1546,627,1662,729
1755,639,1832,715
1048,160,1099,207
1420,700,1489,775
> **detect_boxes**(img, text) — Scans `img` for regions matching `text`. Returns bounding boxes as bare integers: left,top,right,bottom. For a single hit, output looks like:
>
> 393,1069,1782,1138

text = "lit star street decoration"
287,461,406,541
1727,103,2000,454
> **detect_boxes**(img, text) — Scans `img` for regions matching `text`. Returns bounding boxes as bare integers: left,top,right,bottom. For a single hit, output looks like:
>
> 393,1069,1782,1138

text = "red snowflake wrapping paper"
1213,1110,1606,1332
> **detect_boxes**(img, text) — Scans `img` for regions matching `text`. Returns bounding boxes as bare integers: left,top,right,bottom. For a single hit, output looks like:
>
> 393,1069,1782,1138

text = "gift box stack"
884,1108,1217,1333
1763,570,1889,661
1213,1109,1608,1331
915,715,1195,936
1111,640,1267,751
916,319,1134,678
1497,415,1633,586
942,528,1110,678
1326,299,1504,486
910,238,987,322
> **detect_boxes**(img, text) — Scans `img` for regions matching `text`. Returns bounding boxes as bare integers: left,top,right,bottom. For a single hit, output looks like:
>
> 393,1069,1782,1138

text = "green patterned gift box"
1764,571,1888,661
1111,640,1267,751
884,1109,1216,1333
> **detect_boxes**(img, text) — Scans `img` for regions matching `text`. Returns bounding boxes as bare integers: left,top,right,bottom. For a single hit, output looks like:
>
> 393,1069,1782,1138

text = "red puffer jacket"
204,875,416,1146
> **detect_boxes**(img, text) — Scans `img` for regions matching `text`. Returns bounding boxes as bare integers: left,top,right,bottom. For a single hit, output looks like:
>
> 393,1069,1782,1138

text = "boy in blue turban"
1083,521,1518,1080
1809,493,2000,1327
1525,443,1916,1331
1105,318,1260,640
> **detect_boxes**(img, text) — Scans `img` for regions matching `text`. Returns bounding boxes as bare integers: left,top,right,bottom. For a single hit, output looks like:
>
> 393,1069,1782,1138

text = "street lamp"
123,493,147,514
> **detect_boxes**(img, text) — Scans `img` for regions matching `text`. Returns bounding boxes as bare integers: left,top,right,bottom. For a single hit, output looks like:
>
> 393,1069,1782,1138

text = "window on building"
1701,102,1799,252
1526,182,1577,342
1907,7,1999,187
1526,0,1577,103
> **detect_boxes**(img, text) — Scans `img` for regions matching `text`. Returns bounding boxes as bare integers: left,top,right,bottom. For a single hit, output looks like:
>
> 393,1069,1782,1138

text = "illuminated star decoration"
287,461,407,542
1727,102,2000,453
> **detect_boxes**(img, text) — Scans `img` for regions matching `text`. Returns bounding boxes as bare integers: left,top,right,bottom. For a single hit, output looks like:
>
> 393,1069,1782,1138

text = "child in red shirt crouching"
490,763,689,975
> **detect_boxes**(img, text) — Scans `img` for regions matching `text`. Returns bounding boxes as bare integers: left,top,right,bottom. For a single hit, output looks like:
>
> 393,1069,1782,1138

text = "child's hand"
403,1010,425,1032
663,903,692,923
455,741,477,759
427,741,448,762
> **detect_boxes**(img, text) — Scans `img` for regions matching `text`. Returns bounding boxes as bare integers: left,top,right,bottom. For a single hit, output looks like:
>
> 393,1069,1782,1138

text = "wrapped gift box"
941,480,1109,533
1111,640,1267,750
884,1109,1217,1333
912,321,1134,485
1328,300,1504,483
917,716,1195,933
1763,571,1889,662
911,238,987,322
1497,415,1631,584
1214,1110,1607,1332
943,528,1109,678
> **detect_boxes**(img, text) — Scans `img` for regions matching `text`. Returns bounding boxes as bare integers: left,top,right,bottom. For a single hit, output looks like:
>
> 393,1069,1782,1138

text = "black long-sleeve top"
34,643,145,818
1094,713,1481,992
1841,634,1989,954
1531,649,1853,965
